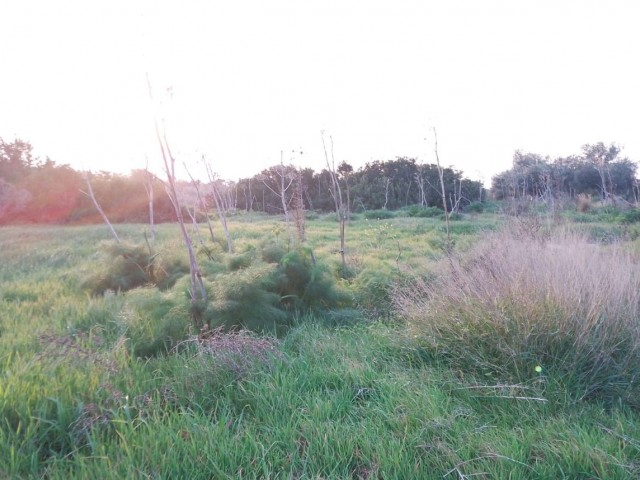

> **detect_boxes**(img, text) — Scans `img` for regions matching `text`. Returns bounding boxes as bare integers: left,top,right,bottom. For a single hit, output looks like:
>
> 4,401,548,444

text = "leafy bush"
363,209,395,220
395,229,640,407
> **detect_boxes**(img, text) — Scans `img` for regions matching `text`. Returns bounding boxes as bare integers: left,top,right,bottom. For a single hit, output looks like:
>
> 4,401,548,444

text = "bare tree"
415,168,427,207
143,158,155,243
154,128,207,308
449,178,462,214
382,177,391,210
433,128,451,254
261,153,296,244
337,161,353,220
184,163,216,244
202,157,233,253
81,172,120,243
321,131,347,275
291,168,306,243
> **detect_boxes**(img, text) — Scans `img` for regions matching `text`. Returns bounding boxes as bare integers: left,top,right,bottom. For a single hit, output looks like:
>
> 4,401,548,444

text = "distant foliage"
491,143,638,202
1,138,487,224
463,201,484,213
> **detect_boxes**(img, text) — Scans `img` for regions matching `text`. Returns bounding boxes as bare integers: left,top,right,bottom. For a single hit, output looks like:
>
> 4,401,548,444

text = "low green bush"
261,243,287,264
620,208,640,224
400,205,442,218
363,209,395,220
203,264,288,333
441,212,463,221
275,249,350,311
82,242,188,295
351,268,396,317
463,201,484,213
227,250,255,270
121,286,191,357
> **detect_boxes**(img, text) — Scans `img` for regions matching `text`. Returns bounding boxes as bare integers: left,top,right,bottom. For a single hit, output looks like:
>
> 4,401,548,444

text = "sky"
1,0,639,185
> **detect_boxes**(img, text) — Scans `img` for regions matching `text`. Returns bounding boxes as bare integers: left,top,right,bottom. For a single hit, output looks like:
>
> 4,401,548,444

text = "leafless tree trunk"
415,170,427,207
184,163,215,243
202,158,233,253
433,128,451,254
261,154,295,244
291,169,306,243
449,178,462,213
82,173,120,243
146,75,206,312
143,160,155,243
155,128,207,308
383,177,391,210
248,178,254,211
321,131,347,275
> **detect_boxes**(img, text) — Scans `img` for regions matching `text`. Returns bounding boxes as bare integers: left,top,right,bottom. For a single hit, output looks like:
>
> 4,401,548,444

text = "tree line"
491,142,639,204
0,138,484,225
237,157,483,214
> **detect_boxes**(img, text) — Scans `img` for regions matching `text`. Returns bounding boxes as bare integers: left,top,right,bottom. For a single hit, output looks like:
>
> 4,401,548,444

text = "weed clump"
275,249,349,311
83,242,188,295
120,286,191,357
395,228,640,407
203,264,288,332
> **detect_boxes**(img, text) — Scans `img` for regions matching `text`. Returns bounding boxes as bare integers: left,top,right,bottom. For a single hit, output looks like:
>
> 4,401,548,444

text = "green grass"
2,211,640,478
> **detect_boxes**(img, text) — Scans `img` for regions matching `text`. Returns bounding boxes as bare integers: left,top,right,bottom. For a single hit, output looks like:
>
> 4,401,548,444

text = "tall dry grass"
395,227,640,406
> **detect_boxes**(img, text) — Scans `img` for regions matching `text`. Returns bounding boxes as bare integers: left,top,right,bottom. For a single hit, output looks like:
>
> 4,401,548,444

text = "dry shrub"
37,331,117,374
395,228,640,406
577,193,591,212
184,327,284,379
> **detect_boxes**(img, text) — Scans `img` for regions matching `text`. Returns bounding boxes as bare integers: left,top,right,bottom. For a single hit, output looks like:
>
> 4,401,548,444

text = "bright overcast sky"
1,0,639,184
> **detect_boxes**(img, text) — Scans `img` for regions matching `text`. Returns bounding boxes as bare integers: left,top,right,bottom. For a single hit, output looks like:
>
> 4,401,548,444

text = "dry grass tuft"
182,326,285,379
37,331,118,374
395,227,640,406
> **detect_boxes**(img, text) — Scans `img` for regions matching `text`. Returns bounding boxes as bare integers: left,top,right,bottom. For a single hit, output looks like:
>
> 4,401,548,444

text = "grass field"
2,209,640,478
